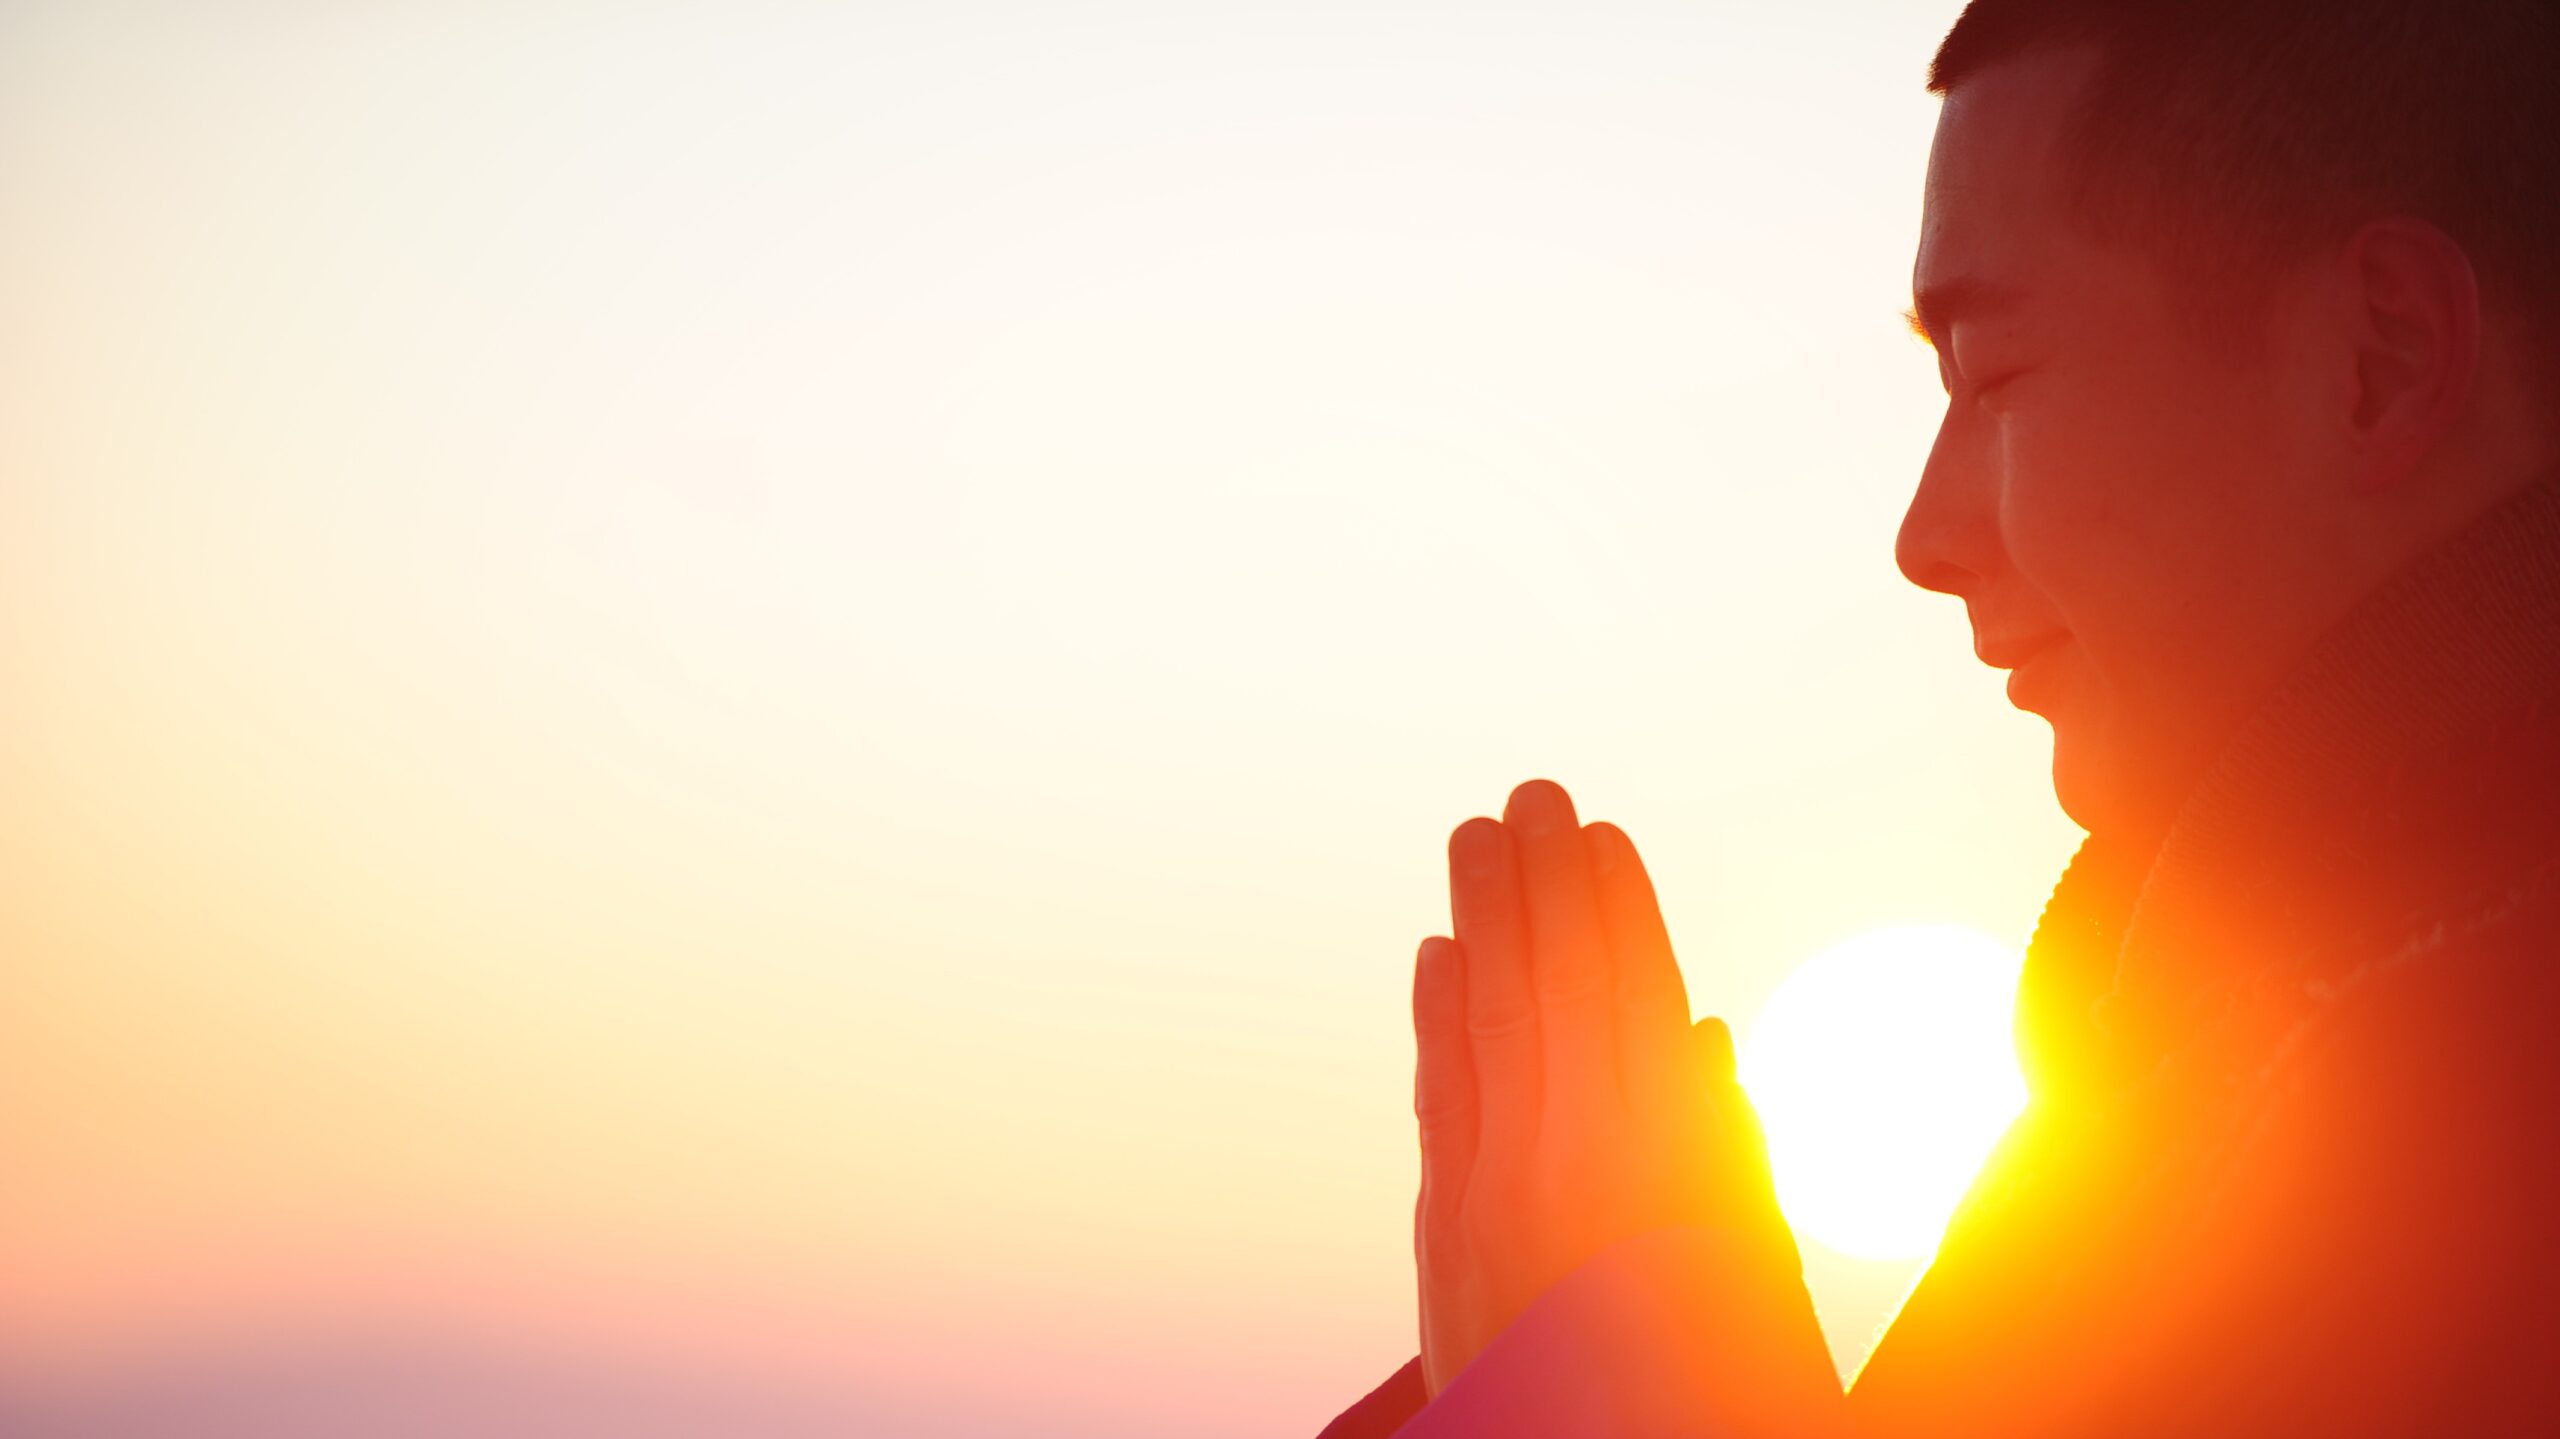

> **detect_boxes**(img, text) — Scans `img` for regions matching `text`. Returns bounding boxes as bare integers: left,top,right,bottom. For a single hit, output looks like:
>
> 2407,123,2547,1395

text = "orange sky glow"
0,3,2082,1433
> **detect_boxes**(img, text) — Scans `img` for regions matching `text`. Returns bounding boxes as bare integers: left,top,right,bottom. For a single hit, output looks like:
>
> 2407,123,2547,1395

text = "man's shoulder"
2256,848,2560,1143
2153,852,2560,1429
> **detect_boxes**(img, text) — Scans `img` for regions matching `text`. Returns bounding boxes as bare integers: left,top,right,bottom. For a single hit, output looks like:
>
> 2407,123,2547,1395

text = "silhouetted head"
1894,0,2560,844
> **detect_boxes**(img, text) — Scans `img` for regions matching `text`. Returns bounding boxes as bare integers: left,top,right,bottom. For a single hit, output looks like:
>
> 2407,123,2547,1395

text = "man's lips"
1975,630,2071,670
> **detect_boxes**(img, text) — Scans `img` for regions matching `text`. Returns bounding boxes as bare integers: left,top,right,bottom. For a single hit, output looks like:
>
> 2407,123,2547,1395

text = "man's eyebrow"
1904,276,2019,351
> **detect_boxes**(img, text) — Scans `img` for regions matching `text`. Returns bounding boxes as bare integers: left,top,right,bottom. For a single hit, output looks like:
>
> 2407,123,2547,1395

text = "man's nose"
1895,420,1991,599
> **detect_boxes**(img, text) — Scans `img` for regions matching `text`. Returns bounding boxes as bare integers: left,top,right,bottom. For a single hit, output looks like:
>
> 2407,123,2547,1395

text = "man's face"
1898,46,2352,843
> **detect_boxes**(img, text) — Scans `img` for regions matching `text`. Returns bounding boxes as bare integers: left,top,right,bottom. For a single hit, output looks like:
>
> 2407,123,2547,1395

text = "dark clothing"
1323,475,2560,1437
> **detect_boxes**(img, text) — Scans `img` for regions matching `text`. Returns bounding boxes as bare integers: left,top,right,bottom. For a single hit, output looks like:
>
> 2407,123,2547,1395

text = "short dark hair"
1927,0,2560,379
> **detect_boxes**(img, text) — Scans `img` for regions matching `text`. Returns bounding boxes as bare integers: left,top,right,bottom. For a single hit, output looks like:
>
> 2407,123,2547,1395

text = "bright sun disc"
1738,925,2028,1261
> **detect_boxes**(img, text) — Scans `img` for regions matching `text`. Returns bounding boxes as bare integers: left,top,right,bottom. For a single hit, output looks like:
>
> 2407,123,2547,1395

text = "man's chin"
2020,668,2133,836
2048,718,2190,845
2045,716,2115,837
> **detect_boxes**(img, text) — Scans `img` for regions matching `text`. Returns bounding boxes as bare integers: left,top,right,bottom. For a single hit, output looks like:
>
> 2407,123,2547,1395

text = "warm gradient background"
0,2,2081,1434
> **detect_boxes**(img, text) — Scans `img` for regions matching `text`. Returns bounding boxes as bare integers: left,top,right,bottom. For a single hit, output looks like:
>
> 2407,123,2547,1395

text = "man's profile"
1321,1,2560,1433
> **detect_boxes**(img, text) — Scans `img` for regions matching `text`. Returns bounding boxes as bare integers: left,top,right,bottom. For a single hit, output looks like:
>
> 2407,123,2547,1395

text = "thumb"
1695,1015,1789,1227
1693,1015,1738,1086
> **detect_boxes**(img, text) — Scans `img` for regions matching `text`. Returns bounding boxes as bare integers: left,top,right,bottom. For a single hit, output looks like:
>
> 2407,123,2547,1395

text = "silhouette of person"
1321,2,2560,1434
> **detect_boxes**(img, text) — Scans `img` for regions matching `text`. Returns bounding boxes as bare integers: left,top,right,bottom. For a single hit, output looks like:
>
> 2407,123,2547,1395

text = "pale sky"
0,3,2082,1434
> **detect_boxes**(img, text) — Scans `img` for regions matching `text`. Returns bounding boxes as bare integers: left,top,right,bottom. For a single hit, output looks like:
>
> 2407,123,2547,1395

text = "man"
1320,1,2560,1433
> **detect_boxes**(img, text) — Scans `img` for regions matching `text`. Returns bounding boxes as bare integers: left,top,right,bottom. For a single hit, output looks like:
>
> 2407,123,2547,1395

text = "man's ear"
2338,217,2481,495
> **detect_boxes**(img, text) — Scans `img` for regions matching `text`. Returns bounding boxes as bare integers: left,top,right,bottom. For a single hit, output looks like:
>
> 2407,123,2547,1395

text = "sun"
1737,925,2029,1261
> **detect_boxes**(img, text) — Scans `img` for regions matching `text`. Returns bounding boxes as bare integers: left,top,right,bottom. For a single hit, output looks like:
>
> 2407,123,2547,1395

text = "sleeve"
1318,1225,1844,1439
1315,1356,1427,1439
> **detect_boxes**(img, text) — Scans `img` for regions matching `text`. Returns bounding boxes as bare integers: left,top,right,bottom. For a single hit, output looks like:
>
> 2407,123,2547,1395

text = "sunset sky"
0,2,2084,1433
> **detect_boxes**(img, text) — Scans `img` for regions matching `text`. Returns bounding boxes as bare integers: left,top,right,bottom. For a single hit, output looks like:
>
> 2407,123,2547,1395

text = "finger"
1449,815,1541,1161
1586,820,1696,1108
1698,1016,1786,1226
1413,935,1477,1266
1503,779,1617,1127
1693,1014,1737,1087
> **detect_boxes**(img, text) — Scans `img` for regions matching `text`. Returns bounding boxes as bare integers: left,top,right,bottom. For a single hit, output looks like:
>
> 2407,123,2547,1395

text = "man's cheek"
1991,430,2098,566
1999,499,2115,626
